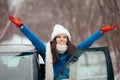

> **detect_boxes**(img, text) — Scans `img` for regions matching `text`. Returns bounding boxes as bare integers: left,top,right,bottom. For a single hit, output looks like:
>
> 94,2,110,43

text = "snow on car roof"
0,44,35,52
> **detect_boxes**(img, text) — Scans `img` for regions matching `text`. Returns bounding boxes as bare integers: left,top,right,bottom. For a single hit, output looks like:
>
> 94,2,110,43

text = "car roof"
0,44,35,52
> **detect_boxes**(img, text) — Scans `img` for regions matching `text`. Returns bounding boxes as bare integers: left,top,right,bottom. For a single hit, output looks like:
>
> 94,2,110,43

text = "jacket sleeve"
20,25,46,55
77,30,104,49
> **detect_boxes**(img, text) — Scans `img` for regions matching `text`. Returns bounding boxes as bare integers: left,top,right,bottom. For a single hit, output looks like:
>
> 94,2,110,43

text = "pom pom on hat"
51,24,71,41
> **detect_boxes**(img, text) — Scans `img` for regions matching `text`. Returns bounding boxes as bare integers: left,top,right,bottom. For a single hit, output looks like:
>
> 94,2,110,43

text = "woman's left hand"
101,24,118,34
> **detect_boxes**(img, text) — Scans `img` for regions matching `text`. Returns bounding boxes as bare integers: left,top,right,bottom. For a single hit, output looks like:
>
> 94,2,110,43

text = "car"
0,44,114,80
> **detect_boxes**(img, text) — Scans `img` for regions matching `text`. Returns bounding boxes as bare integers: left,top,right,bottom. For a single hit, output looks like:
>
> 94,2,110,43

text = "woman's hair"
50,37,76,64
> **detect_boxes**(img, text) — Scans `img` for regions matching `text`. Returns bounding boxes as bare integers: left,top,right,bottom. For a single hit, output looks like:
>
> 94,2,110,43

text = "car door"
55,47,114,80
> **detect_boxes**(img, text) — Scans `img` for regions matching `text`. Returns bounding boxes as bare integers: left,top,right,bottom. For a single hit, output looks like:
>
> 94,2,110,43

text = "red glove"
9,16,23,28
101,24,118,34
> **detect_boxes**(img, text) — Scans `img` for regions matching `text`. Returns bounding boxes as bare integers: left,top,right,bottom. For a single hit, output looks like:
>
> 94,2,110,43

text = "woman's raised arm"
9,16,46,55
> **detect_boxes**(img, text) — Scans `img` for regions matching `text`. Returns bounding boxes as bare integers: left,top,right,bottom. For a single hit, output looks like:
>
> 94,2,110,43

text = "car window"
0,52,38,80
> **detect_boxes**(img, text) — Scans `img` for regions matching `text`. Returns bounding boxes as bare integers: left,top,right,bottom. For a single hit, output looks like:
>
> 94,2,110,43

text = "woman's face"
56,34,67,45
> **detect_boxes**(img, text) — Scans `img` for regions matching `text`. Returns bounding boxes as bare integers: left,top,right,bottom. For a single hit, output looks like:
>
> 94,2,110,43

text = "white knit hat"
51,24,71,41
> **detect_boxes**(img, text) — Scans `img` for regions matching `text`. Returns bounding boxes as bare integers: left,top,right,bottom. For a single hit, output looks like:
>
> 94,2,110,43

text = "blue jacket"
20,25,103,79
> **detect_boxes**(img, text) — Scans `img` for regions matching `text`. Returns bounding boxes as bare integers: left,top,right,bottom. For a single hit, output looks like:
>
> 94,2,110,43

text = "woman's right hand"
9,16,23,28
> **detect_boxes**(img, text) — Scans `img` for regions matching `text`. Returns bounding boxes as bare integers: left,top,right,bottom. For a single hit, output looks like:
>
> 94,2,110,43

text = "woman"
9,16,118,80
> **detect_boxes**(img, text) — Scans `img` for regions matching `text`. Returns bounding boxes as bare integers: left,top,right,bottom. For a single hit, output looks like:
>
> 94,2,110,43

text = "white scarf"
45,42,53,80
56,44,67,53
